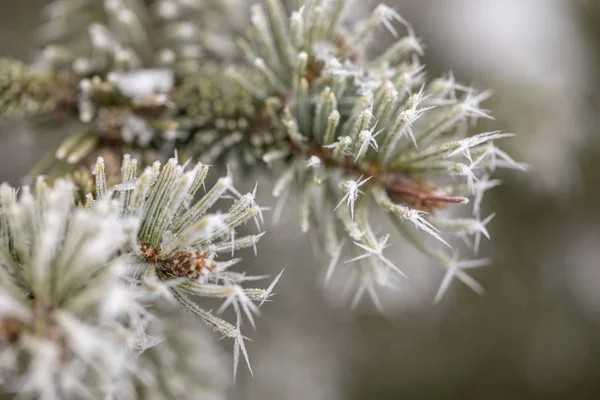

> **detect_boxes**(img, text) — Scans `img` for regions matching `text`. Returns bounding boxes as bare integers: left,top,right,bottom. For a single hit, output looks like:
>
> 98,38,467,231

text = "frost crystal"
211,0,525,307
0,179,146,399
0,0,526,393
92,155,279,376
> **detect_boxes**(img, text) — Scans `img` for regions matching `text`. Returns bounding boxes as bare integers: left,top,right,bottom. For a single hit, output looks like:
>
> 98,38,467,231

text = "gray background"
2,1,600,399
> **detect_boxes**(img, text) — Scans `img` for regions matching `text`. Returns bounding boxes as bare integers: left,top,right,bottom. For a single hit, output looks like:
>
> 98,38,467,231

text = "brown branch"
385,182,468,205
289,140,466,210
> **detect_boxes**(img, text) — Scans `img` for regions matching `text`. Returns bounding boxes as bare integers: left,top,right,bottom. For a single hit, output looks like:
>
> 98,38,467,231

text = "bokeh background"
2,0,600,399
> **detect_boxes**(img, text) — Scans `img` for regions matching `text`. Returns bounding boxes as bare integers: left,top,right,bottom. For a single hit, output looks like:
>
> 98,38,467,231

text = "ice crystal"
0,178,146,399
0,3,527,394
208,0,526,307
91,155,279,376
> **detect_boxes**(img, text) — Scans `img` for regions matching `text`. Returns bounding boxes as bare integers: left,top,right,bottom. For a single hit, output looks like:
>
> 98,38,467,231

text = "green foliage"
0,178,145,398
196,0,526,307
92,154,279,376
171,65,286,169
0,0,525,397
0,58,74,119
38,0,237,77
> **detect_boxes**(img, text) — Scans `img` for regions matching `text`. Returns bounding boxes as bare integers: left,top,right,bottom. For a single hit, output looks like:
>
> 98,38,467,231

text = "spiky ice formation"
91,155,281,376
0,0,527,310
136,306,229,400
200,0,528,307
0,178,146,399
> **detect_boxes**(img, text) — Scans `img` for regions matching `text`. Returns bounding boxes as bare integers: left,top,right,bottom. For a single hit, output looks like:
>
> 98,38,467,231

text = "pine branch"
0,58,77,119
0,178,147,398
0,0,526,395
90,154,278,377
181,0,526,307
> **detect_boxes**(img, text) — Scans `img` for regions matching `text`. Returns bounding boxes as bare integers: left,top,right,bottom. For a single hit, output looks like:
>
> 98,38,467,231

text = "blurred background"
2,0,600,399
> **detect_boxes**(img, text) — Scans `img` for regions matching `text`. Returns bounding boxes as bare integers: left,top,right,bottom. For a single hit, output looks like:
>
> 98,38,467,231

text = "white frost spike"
473,213,496,254
217,285,260,330
434,257,490,303
209,232,266,257
432,214,492,241
404,25,423,55
406,209,450,247
324,136,352,161
355,126,383,161
335,176,372,220
113,181,137,191
450,163,478,193
462,89,494,126
399,88,436,147
472,175,502,217
324,240,345,287
231,183,263,230
306,155,321,168
352,278,385,313
446,131,514,162
471,140,528,172
372,4,409,38
346,234,408,279
232,313,253,379
373,186,450,247
259,269,284,307
371,24,423,66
